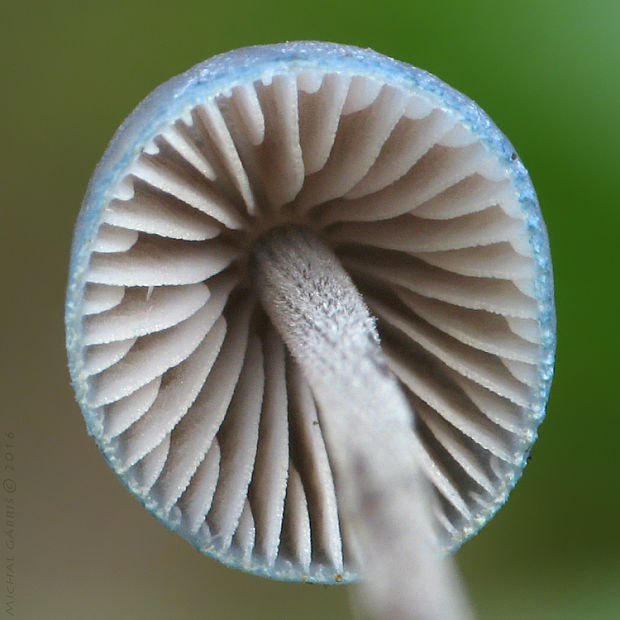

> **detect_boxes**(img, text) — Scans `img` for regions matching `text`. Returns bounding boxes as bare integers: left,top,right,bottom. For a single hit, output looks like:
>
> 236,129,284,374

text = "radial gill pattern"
66,43,555,585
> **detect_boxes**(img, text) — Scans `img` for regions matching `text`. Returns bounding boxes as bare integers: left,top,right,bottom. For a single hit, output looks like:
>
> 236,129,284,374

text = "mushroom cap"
66,42,555,584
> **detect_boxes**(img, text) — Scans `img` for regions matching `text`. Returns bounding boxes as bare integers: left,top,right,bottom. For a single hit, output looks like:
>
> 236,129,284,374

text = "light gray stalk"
252,225,473,620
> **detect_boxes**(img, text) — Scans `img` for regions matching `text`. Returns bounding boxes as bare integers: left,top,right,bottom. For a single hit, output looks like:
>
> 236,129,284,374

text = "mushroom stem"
252,225,473,620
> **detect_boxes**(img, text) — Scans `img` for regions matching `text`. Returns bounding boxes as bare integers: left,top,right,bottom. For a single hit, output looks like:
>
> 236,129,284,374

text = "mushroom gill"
67,44,554,585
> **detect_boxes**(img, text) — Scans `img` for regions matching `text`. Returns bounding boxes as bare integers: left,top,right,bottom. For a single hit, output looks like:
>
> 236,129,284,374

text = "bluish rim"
66,41,556,584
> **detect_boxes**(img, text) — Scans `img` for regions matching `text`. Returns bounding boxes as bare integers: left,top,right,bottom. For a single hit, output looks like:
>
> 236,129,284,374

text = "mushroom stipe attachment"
66,42,555,620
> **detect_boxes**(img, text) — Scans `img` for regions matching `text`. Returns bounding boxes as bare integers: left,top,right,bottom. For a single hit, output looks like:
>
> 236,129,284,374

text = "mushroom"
66,42,555,619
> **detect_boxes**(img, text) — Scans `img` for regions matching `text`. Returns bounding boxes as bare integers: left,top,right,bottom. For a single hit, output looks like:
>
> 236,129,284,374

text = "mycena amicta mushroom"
66,42,555,619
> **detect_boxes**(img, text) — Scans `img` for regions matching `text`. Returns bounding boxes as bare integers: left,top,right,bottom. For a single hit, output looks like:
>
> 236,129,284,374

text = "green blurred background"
2,1,619,618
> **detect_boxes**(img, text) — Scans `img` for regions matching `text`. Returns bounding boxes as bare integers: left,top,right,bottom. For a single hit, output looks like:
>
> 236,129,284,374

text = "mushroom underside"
74,67,546,583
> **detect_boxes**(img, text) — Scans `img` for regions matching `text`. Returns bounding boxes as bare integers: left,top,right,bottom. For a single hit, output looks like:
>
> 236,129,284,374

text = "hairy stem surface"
252,225,473,620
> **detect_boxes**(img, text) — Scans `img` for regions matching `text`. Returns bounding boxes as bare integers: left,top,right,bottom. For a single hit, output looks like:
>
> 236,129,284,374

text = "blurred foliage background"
2,1,619,618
